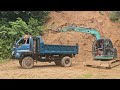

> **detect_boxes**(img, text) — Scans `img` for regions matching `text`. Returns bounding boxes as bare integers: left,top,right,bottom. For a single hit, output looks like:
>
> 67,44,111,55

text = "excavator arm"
60,25,101,40
59,25,120,69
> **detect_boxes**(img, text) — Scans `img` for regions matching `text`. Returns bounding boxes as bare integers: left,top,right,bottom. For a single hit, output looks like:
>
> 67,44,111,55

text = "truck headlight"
12,51,14,55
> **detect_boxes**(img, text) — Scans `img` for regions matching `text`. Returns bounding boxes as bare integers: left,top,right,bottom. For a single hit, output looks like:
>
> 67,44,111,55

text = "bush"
0,18,46,60
0,11,50,60
109,11,120,22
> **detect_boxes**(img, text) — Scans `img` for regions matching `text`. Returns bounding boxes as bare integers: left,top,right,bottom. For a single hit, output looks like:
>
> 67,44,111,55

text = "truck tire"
54,60,61,66
19,59,22,66
61,56,72,67
21,56,34,69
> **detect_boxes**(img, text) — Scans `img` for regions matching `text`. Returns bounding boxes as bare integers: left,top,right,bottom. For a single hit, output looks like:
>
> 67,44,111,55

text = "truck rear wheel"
22,56,34,69
61,56,72,67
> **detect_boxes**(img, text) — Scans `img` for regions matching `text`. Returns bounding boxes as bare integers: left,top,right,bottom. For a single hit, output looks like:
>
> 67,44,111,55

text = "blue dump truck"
12,36,79,69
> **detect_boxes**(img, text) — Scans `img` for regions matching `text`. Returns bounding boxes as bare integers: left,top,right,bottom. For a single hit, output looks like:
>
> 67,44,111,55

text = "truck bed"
40,44,78,55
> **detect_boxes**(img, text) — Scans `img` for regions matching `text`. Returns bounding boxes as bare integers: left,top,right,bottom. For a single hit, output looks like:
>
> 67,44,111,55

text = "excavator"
59,24,120,69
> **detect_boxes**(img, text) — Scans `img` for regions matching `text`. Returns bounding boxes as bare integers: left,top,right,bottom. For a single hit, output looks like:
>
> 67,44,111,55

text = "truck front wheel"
61,56,72,67
22,56,34,69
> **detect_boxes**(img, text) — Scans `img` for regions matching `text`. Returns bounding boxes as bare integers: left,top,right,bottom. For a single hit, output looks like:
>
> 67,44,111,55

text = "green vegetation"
0,59,11,64
109,11,120,22
0,11,50,60
76,73,93,79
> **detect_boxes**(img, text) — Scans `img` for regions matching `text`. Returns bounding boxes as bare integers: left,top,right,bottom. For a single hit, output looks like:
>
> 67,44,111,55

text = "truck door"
36,38,40,54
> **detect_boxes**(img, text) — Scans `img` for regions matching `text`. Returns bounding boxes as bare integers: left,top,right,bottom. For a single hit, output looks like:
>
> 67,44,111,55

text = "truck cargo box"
35,36,79,55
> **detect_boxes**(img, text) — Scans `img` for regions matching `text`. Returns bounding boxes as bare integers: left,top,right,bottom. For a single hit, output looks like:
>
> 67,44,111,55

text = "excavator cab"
92,39,117,60
84,38,120,69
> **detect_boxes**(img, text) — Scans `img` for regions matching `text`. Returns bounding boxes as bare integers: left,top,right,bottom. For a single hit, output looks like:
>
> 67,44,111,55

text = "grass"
0,60,8,63
76,73,93,79
0,59,12,64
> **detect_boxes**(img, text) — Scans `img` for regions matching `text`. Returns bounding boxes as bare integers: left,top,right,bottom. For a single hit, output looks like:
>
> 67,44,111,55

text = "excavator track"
84,59,120,69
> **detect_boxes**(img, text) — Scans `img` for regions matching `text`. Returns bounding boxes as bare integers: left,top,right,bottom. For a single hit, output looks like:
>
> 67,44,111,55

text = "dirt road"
0,60,120,79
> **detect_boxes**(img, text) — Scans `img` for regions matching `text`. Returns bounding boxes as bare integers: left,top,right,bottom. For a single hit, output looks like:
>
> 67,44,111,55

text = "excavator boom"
60,25,101,40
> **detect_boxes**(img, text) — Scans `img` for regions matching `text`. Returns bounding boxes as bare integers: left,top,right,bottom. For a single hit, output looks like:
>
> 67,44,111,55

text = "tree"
109,11,120,22
0,11,50,23
0,11,50,60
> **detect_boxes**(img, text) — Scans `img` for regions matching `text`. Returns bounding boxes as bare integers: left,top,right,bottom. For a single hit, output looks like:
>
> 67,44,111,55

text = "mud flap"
84,60,120,69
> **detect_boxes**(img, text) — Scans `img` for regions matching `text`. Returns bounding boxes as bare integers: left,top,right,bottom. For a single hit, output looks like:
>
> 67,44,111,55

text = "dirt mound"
42,11,120,62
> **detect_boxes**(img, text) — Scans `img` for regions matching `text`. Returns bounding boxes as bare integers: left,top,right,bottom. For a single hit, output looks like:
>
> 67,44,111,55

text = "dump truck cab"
12,36,34,59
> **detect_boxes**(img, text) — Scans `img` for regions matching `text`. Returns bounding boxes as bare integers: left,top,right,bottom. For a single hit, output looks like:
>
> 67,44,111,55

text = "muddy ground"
0,60,120,79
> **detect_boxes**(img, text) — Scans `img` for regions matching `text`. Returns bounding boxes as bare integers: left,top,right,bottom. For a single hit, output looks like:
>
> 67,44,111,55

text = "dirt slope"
43,11,120,62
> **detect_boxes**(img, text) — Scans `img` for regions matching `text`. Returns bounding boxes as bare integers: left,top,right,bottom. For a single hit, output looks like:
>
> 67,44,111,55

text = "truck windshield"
17,38,29,46
18,38,25,46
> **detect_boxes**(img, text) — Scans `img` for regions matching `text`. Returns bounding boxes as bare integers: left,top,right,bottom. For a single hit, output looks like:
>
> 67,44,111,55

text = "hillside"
42,11,120,62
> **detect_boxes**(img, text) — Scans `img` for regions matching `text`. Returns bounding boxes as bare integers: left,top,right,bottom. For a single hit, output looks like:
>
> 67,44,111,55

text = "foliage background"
0,11,50,60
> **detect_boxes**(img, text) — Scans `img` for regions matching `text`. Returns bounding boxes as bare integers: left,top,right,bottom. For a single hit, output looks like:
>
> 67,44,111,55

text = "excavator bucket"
84,59,120,69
